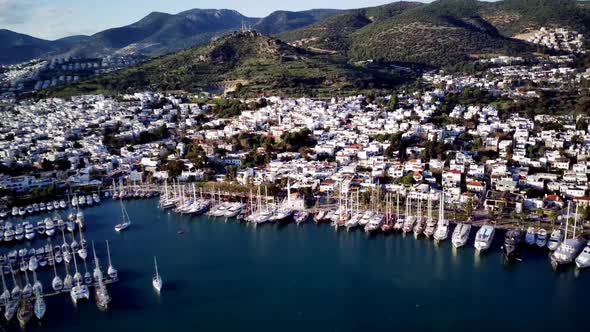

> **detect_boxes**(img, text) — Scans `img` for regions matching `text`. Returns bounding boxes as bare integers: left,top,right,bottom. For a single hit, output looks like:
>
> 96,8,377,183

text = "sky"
0,0,430,40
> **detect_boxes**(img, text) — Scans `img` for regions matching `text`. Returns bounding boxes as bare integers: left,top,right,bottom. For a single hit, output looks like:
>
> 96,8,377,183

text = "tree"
548,211,558,228
164,160,186,178
41,159,53,172
186,144,208,168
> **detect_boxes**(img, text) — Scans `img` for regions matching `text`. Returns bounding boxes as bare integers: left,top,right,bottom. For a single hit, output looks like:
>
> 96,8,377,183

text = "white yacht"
34,289,46,320
114,200,131,232
535,228,548,248
575,242,590,269
106,241,118,281
24,222,35,240
551,203,586,269
14,224,24,241
76,211,85,229
547,229,563,251
153,256,163,293
525,227,536,245
474,225,495,252
45,218,56,237
364,214,384,233
433,194,448,242
451,223,471,248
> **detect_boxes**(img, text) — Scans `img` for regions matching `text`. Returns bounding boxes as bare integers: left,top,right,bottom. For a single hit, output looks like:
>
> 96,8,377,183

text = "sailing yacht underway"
114,199,132,232
474,224,495,252
153,256,163,293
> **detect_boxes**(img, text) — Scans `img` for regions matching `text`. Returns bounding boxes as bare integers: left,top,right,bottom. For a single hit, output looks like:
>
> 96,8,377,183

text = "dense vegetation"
45,32,409,98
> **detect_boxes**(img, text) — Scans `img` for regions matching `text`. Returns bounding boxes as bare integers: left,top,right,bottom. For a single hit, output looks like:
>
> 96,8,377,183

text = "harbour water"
9,198,590,332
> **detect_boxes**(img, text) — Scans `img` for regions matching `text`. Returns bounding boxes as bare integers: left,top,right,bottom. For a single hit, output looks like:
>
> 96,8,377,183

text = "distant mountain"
47,32,406,97
0,30,63,64
253,9,342,35
56,8,341,59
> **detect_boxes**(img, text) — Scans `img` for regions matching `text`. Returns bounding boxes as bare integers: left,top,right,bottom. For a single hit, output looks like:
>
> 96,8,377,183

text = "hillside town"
1,50,589,231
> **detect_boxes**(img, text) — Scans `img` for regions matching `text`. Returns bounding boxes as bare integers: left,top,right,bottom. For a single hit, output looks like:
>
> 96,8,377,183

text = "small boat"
17,300,33,327
93,193,101,204
314,211,326,223
114,200,131,232
575,242,590,269
59,200,67,209
34,291,46,320
503,229,522,262
24,222,36,240
76,211,85,229
451,223,471,248
525,226,536,245
294,211,309,225
15,224,24,241
547,229,563,251
37,220,46,235
28,256,38,272
474,225,495,252
106,241,118,280
45,218,56,237
153,256,163,293
536,228,548,248
4,300,18,321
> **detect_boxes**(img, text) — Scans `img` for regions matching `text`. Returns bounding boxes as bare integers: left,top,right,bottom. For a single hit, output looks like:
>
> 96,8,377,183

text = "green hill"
280,2,421,54
47,32,408,98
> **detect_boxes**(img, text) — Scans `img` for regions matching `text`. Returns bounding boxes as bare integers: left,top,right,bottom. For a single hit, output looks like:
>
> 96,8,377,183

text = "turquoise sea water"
4,198,589,332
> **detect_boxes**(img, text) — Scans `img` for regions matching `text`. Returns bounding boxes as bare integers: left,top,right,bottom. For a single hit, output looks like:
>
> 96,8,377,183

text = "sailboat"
50,248,63,291
152,256,163,293
78,229,88,260
34,286,46,320
0,268,10,306
92,242,111,311
106,240,118,281
17,299,33,327
551,202,585,269
114,199,131,232
70,251,90,304
433,192,449,242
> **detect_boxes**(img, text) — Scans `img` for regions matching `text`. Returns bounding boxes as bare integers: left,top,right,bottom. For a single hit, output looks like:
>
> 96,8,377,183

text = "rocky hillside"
48,32,408,97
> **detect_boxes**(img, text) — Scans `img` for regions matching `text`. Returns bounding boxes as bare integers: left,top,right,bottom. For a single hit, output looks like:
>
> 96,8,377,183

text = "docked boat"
4,300,18,321
114,200,132,232
15,224,24,241
551,203,585,269
75,210,85,229
34,290,46,320
364,214,384,233
36,220,46,235
314,210,326,223
525,227,536,245
24,222,36,240
93,193,101,204
451,223,471,248
0,269,10,306
294,211,309,225
45,218,56,237
17,300,33,327
345,213,360,230
433,193,448,242
4,223,15,242
503,229,522,262
474,224,495,252
536,228,548,248
575,242,590,269
224,203,246,218
269,207,294,223
547,229,563,251
153,256,163,293
106,241,118,281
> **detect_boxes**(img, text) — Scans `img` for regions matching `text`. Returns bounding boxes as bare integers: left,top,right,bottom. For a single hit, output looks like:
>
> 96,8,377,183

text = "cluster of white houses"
1,56,590,218
526,27,586,54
